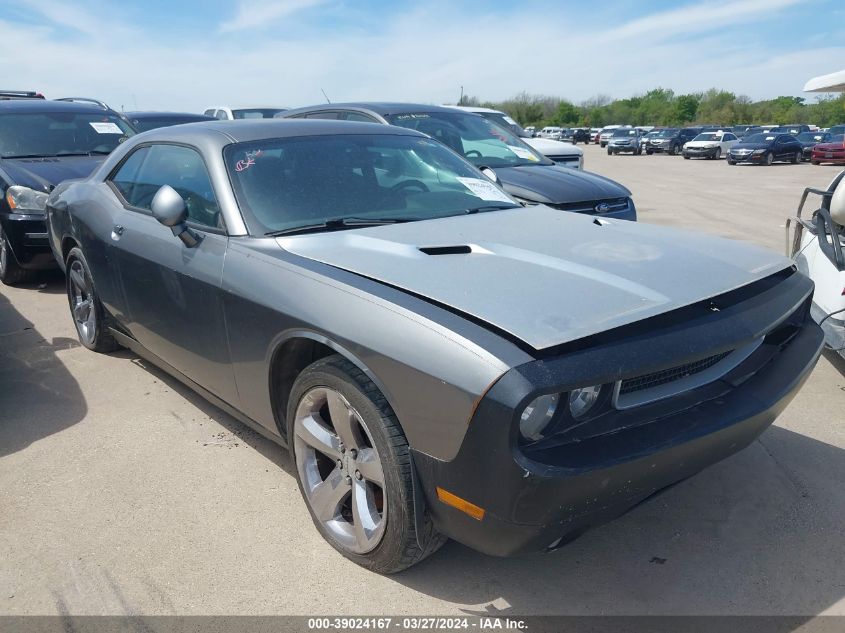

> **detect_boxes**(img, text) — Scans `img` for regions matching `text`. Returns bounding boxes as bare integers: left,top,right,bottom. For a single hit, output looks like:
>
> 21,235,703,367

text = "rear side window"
109,144,222,229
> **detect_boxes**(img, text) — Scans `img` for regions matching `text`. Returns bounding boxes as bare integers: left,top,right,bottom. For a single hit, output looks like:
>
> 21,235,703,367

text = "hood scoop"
419,245,473,256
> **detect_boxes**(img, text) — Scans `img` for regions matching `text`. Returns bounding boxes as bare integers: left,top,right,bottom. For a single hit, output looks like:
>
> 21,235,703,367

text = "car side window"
203,109,215,117
304,111,340,120
215,110,228,120
110,144,222,230
111,146,151,206
342,112,377,123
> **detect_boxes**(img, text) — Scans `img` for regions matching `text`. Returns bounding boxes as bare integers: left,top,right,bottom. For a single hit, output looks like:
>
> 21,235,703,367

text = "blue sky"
1,0,843,112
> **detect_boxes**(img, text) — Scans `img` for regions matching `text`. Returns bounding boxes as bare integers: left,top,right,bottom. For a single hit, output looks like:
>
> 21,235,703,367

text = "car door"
105,142,237,403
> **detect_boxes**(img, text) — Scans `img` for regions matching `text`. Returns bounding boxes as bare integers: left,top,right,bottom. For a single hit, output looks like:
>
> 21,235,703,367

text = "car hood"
732,142,771,151
685,140,720,148
0,155,106,193
495,164,630,204
278,206,789,351
523,137,583,157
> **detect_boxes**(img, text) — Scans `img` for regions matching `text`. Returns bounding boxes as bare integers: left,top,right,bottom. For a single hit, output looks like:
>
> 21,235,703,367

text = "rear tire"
287,355,446,574
65,247,121,353
0,224,36,286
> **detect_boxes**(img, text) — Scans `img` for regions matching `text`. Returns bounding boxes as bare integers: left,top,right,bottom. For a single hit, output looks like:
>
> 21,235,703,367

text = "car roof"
0,99,120,115
283,102,467,118
125,111,214,119
445,105,504,114
127,118,427,145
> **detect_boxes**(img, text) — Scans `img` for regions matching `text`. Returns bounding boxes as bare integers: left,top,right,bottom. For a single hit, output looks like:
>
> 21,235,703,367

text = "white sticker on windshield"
507,145,539,161
456,177,513,203
89,122,123,134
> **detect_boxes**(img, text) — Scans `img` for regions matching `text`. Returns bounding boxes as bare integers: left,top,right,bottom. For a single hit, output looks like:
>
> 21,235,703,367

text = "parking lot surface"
2,145,844,616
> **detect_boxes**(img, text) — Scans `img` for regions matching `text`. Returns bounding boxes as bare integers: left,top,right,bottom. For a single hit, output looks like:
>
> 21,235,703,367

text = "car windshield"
232,108,286,119
830,134,845,143
797,132,826,143
384,111,551,168
692,133,721,142
655,129,679,138
482,112,530,138
612,128,637,137
0,111,135,158
225,134,520,235
742,133,774,143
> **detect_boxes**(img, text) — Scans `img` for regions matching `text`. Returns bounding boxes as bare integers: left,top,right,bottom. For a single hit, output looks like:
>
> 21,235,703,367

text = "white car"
203,106,288,120
446,106,583,169
788,171,845,360
681,131,739,160
539,126,563,140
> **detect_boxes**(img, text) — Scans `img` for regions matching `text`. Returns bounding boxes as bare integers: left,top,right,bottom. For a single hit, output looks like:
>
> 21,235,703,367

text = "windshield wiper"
54,150,112,156
265,216,414,237
1,154,53,159
464,205,520,214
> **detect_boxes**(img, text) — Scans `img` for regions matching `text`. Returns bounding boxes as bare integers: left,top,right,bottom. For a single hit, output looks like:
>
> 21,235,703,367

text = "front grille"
546,197,629,214
619,350,732,396
548,155,580,166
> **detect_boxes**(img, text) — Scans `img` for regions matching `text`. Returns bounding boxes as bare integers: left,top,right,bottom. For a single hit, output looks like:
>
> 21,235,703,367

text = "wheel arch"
268,330,400,443
61,235,80,265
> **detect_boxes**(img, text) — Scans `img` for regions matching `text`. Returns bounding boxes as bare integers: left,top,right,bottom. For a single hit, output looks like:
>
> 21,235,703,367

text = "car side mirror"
151,185,199,247
479,167,500,185
831,177,845,227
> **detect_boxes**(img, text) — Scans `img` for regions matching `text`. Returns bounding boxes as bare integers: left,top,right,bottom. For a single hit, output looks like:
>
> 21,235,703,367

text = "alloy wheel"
294,387,387,554
68,259,97,345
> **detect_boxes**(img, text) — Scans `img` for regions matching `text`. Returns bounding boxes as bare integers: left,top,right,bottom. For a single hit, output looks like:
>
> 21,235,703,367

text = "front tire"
791,151,801,164
669,144,678,156
713,148,721,160
288,355,445,573
764,152,774,166
0,223,36,286
65,247,120,353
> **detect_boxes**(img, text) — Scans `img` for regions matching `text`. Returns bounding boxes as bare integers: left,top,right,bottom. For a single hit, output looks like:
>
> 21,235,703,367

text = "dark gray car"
46,119,822,573
278,103,636,220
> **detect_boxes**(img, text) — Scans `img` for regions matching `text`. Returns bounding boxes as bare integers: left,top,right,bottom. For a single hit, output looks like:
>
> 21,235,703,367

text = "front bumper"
683,146,720,158
729,151,765,163
647,142,671,153
608,143,638,153
0,212,56,270
414,271,822,557
811,150,845,164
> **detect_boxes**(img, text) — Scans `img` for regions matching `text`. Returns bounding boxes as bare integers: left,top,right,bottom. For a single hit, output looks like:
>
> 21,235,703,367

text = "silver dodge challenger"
46,119,823,573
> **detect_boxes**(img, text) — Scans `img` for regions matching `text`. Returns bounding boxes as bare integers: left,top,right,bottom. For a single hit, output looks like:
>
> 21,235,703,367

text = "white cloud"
218,0,329,33
0,0,836,114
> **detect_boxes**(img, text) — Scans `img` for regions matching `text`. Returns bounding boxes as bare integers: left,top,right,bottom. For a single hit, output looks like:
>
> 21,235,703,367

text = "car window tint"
113,144,222,229
305,112,340,120
203,109,215,116
342,112,377,123
215,110,228,120
111,146,150,206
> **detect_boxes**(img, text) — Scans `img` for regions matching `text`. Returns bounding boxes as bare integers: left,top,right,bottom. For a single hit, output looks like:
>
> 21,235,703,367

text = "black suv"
0,100,135,284
562,128,592,144
645,127,701,155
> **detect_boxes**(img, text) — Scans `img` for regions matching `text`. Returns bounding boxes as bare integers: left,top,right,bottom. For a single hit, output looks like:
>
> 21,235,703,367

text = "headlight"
519,393,559,441
569,385,602,419
752,149,766,154
5,186,48,212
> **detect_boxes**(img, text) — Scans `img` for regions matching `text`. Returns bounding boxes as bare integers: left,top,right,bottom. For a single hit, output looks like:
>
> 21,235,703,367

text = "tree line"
458,88,845,129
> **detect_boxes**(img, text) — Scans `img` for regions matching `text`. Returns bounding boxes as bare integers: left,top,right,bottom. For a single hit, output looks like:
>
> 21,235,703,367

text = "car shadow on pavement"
126,355,296,477
393,426,845,617
0,290,87,458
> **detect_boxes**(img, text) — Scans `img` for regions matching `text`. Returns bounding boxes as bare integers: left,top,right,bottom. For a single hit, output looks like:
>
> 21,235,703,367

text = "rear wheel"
288,355,445,573
0,224,36,286
65,247,120,353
